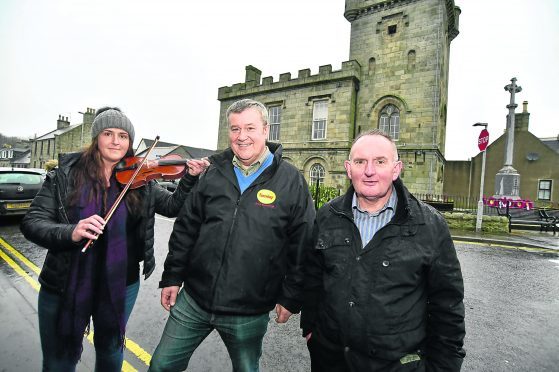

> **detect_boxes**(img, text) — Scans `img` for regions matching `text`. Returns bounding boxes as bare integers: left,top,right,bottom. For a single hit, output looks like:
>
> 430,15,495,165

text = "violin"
115,154,190,189
83,136,184,253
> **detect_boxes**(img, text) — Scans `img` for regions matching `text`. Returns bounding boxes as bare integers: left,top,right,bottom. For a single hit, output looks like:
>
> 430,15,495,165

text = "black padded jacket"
301,179,466,371
159,142,315,315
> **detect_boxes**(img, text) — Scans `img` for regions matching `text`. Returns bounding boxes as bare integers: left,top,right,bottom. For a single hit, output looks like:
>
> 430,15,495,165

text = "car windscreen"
0,172,43,185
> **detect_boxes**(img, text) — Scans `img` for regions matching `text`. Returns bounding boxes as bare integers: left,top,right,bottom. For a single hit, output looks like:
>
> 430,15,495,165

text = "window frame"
378,104,400,140
312,100,328,140
309,163,326,185
537,179,552,201
267,105,281,142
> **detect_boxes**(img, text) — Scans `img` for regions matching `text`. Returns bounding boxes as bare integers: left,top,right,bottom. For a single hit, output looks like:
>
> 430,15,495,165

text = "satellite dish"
526,152,539,161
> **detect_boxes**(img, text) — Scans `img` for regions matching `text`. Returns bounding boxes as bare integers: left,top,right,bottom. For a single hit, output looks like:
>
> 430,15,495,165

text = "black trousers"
307,336,350,372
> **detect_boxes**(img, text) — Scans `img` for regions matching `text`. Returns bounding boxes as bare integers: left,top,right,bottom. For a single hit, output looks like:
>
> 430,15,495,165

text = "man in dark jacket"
149,99,315,372
301,129,465,372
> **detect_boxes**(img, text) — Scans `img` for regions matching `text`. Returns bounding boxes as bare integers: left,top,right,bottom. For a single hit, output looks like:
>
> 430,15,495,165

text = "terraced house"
29,108,96,169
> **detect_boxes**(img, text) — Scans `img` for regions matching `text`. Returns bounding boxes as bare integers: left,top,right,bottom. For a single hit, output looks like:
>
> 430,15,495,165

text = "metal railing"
415,193,478,211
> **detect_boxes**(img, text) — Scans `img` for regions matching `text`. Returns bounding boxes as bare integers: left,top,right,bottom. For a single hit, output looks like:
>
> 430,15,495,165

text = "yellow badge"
400,353,421,364
257,189,276,204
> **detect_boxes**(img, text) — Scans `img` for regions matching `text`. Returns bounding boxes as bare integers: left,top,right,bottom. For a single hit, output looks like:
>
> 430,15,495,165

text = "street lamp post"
474,122,489,233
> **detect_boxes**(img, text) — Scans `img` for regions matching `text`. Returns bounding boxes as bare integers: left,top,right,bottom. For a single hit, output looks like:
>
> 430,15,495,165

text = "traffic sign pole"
475,127,489,233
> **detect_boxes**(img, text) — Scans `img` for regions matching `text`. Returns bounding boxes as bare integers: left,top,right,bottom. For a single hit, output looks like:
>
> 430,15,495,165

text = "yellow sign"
257,189,276,204
6,202,31,209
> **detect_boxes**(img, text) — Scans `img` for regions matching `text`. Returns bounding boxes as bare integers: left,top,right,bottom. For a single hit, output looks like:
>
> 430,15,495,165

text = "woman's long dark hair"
68,136,142,215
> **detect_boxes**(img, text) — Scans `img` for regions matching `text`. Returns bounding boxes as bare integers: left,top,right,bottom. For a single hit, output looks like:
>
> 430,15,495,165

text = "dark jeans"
149,290,270,372
38,281,140,372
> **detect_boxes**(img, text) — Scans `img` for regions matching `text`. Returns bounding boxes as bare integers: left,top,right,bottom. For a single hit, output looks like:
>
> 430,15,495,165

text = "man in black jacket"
301,129,465,371
149,99,315,372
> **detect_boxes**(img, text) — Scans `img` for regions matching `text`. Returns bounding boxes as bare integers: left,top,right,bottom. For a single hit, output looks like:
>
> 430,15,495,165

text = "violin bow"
82,136,160,253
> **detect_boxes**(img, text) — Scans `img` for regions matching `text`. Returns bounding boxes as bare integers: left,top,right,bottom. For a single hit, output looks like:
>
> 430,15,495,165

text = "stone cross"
503,77,522,166
494,77,522,199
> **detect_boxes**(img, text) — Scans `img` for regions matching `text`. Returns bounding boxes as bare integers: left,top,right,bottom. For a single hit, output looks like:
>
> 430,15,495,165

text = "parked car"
0,167,46,216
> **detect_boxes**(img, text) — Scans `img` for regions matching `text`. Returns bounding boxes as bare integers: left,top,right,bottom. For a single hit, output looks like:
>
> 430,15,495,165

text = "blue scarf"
58,179,128,362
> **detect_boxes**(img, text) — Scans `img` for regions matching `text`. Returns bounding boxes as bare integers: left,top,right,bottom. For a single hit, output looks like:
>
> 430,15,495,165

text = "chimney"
514,101,530,132
83,107,95,124
245,65,262,85
57,115,70,129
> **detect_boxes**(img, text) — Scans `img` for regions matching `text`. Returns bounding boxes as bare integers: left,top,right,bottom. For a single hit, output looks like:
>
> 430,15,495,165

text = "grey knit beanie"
91,107,135,144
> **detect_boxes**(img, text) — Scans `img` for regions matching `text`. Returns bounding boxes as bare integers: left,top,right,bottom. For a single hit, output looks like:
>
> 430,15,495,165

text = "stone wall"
442,212,509,233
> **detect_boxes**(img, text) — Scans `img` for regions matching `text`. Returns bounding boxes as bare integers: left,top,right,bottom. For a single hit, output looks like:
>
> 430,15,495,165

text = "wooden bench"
496,207,557,235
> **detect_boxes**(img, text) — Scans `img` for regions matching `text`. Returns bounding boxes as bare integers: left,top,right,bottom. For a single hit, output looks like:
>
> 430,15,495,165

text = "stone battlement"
218,60,361,100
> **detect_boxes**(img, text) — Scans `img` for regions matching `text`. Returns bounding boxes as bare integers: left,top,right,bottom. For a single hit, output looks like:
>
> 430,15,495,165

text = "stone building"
444,102,559,207
217,0,461,194
30,108,96,169
0,142,31,168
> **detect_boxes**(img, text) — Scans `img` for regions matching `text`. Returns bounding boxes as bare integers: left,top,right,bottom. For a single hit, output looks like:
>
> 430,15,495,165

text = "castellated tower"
346,0,460,194
217,0,460,195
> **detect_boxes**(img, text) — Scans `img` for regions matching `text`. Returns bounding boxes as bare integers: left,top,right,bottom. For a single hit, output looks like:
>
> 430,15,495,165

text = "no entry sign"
478,129,489,151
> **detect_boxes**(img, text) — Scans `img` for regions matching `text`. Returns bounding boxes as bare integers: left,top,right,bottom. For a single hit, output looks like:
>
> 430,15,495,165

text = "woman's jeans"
149,290,270,372
38,281,140,372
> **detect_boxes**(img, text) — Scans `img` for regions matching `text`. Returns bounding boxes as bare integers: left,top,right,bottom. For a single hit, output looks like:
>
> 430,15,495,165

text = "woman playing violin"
21,107,209,372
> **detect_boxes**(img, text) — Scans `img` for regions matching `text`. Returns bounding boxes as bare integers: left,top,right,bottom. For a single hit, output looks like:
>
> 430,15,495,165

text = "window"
407,50,416,71
268,106,281,142
538,180,552,200
388,25,397,35
378,104,400,140
368,57,376,76
312,100,328,140
310,163,325,185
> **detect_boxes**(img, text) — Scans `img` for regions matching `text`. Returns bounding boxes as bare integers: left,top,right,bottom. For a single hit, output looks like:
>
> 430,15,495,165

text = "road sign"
478,129,489,151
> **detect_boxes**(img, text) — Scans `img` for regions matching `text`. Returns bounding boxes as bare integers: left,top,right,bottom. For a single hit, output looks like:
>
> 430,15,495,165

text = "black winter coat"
20,152,198,294
301,179,466,371
160,142,315,315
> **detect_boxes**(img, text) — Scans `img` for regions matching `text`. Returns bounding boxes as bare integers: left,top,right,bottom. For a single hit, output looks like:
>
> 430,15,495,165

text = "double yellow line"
0,236,152,372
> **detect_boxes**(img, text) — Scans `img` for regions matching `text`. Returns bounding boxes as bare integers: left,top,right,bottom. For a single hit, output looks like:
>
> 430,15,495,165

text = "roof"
11,150,31,165
139,139,178,148
34,123,82,140
540,137,559,154
136,146,180,160
135,138,216,159
181,145,216,159
10,147,30,153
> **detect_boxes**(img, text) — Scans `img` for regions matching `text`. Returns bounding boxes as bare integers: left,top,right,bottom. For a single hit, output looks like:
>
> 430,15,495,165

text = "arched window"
378,104,400,140
309,163,325,185
368,57,376,76
407,50,416,71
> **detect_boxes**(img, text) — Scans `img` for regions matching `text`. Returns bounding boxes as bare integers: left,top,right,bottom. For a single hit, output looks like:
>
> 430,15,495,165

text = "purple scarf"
58,179,128,362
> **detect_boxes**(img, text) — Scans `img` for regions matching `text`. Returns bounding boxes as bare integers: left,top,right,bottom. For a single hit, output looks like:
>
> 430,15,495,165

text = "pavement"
0,229,557,372
450,228,559,252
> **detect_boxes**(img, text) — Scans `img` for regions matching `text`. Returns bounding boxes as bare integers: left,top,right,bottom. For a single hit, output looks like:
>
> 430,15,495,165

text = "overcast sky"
1,0,557,160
